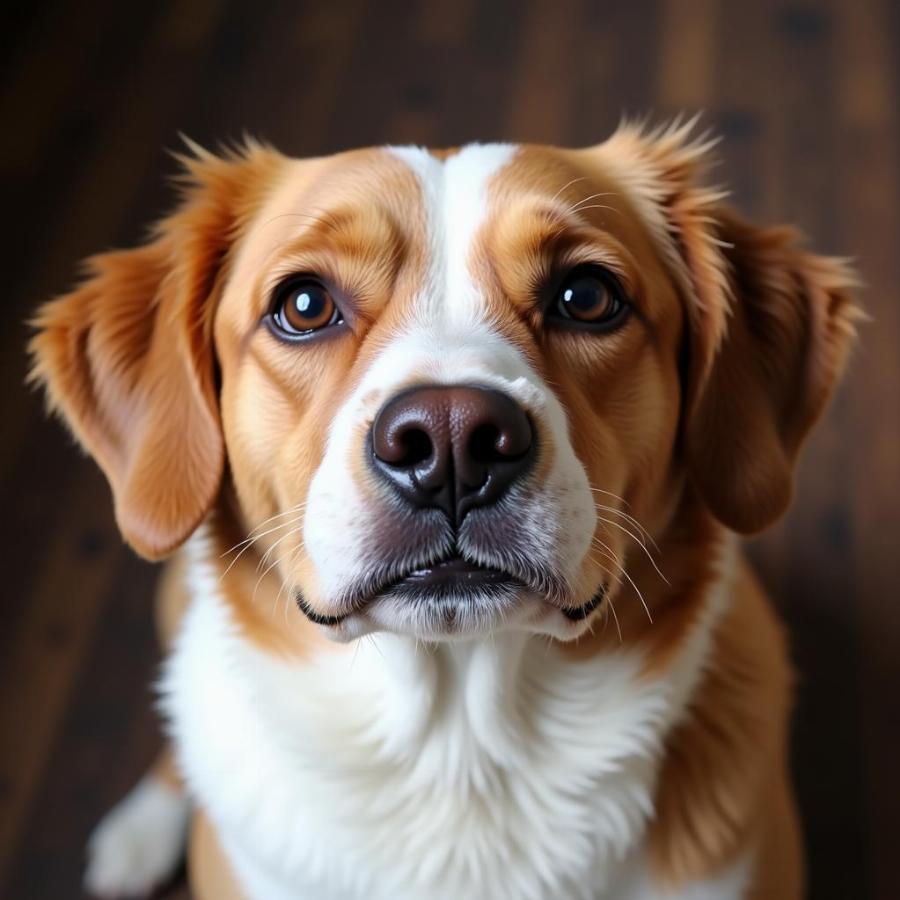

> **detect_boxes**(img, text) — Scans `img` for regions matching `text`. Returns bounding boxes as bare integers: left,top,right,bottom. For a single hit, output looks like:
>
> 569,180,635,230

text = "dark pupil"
563,277,605,314
293,286,325,320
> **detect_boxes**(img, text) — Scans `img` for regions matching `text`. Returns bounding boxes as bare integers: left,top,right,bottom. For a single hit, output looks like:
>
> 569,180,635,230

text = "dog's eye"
271,279,342,337
548,266,629,330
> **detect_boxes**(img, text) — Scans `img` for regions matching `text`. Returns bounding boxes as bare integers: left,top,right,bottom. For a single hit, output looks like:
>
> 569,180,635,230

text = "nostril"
468,416,533,464
396,428,432,467
468,424,505,463
373,421,435,468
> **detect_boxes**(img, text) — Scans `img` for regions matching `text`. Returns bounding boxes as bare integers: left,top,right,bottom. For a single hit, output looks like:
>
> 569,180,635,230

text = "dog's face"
214,143,688,640
30,125,859,643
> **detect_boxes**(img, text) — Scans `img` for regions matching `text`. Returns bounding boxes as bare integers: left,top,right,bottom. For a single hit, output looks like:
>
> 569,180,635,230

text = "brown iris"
549,266,629,330
271,279,342,336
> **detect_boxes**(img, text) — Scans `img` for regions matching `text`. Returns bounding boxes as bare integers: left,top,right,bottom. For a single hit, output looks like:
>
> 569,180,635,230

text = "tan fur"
29,124,860,897
190,810,247,900
208,494,341,658
647,558,800,893
684,207,861,533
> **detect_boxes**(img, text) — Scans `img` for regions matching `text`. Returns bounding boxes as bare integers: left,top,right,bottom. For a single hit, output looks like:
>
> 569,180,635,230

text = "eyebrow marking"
257,210,345,234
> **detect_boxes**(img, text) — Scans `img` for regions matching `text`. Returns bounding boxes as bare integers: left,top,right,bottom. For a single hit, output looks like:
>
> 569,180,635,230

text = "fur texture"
160,529,739,899
30,122,860,898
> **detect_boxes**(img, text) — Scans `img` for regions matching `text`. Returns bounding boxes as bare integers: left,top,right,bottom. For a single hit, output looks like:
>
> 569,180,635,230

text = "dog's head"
30,124,859,641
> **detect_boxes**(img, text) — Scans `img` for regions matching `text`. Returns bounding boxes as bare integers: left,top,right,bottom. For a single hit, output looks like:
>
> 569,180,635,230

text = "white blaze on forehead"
373,143,533,388
387,143,515,328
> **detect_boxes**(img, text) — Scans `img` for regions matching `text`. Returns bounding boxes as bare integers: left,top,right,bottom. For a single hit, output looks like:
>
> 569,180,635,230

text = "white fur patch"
160,531,737,900
84,776,189,898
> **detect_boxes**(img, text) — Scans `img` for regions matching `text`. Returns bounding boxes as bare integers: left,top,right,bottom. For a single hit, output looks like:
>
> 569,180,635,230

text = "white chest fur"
160,536,742,900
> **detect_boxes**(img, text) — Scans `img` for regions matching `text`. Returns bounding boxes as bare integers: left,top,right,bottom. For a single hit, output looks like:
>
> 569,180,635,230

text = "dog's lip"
397,555,515,588
297,560,607,628
296,554,520,626
295,595,348,627
560,585,607,621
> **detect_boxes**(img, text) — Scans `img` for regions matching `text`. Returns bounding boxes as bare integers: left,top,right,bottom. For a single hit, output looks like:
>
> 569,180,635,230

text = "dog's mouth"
296,554,518,626
393,555,516,592
295,553,605,631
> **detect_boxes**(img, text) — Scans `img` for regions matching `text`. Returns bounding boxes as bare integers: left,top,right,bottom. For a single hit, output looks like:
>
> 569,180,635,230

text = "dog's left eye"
547,266,629,330
270,279,343,337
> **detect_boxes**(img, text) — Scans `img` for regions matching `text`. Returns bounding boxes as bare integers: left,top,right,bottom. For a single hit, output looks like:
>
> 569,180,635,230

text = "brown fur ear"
684,208,861,533
28,140,283,559
598,120,862,532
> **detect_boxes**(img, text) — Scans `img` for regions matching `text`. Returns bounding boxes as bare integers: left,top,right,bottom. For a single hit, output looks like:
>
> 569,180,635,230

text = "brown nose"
370,385,535,525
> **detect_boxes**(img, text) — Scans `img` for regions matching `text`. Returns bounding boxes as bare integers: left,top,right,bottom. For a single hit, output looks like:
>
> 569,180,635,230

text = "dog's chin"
296,557,607,643
348,582,529,641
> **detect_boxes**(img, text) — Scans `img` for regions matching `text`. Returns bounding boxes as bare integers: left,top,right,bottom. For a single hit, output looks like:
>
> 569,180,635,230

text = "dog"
29,120,859,899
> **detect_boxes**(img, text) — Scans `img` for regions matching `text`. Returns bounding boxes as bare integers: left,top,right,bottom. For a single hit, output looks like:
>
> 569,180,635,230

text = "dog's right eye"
545,265,630,332
270,278,343,338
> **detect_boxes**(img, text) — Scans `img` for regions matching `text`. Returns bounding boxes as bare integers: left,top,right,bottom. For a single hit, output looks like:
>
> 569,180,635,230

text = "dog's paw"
84,776,190,898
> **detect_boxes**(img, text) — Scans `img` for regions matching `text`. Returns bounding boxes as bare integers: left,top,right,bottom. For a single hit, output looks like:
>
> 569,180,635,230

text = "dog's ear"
683,208,860,532
597,120,862,533
29,141,283,559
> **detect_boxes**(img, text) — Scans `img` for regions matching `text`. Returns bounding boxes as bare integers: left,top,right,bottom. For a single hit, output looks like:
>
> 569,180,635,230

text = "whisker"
366,635,385,662
571,203,620,217
596,516,669,585
274,543,305,619
591,499,658,551
549,175,588,207
590,487,633,509
567,191,616,214
219,504,306,560
219,516,303,580
280,573,294,627
569,190,613,208
242,502,307,537
591,537,653,625
252,532,297,605
350,634,363,671
244,504,307,539
606,594,623,642
588,488,657,543
587,545,624,583
583,551,624,641
256,521,302,574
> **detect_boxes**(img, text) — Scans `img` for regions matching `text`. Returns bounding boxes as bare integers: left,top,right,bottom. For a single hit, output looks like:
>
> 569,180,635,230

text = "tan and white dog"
30,121,859,899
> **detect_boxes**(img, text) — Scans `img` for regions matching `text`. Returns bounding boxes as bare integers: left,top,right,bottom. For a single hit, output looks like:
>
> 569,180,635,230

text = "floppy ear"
598,119,861,533
682,208,861,533
28,141,283,559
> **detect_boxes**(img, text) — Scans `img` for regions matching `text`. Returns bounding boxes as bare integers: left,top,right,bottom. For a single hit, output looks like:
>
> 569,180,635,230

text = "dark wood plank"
834,4,900,898
739,3,870,897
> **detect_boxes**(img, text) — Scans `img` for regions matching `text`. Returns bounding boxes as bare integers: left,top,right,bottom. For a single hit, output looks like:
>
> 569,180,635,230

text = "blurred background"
1,1,897,897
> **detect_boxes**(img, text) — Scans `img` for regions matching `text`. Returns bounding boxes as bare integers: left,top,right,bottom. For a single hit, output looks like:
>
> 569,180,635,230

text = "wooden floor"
1,1,897,897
